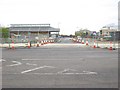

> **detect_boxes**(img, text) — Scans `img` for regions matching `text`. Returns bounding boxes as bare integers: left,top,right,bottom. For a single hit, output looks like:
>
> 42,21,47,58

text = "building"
99,27,116,36
75,29,92,38
99,26,120,41
109,31,120,41
9,24,60,42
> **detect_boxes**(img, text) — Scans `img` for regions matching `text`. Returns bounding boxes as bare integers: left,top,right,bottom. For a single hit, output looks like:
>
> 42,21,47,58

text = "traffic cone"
86,40,88,45
109,42,113,50
50,40,52,43
77,39,79,43
93,41,96,48
41,40,44,45
11,41,15,49
37,41,39,47
82,40,84,44
46,40,48,44
79,39,81,43
28,41,30,48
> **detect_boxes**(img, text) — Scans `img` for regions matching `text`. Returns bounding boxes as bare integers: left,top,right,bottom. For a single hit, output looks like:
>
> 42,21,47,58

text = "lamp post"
113,30,116,49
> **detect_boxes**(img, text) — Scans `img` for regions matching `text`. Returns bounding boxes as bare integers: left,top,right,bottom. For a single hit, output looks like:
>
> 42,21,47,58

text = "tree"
0,27,9,38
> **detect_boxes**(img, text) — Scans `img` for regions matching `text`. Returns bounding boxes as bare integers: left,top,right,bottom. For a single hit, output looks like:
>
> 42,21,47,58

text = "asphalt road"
1,37,118,88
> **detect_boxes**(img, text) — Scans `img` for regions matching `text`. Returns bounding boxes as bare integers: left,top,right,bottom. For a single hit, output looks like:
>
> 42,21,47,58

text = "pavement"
0,37,118,88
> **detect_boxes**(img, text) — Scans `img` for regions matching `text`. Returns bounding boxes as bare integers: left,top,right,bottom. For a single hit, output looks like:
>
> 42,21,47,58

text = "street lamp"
113,30,116,49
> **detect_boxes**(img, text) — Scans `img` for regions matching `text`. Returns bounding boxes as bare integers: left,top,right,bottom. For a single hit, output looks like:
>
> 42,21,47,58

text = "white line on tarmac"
6,61,22,67
82,71,98,74
57,68,77,74
0,59,6,62
26,63,37,66
22,58,84,61
21,72,97,75
21,65,55,74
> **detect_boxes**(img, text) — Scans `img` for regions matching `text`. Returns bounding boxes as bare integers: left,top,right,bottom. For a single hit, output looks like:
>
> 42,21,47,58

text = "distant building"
9,24,60,41
99,26,120,41
75,29,92,38
99,27,116,36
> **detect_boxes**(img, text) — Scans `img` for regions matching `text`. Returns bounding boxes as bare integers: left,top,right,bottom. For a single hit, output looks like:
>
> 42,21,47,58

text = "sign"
93,31,96,35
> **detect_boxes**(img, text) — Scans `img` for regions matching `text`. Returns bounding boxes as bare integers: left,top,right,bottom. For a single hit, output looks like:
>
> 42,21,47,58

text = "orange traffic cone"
86,40,88,45
109,42,113,50
93,41,96,48
11,41,15,49
37,41,39,47
41,40,44,45
28,41,30,48
82,40,84,44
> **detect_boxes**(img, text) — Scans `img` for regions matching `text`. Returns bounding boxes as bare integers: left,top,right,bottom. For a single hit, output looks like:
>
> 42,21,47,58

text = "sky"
0,0,119,35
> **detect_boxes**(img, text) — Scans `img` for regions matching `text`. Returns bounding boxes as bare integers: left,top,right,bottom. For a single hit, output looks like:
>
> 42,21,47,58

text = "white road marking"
0,59,6,62
21,72,97,75
83,71,97,74
57,68,77,74
21,65,55,74
26,63,37,66
22,58,84,61
6,61,22,67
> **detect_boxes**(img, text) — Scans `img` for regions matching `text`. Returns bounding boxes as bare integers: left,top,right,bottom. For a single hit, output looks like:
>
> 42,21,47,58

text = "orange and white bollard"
109,42,113,50
28,41,30,48
93,41,96,48
11,41,15,49
82,40,84,44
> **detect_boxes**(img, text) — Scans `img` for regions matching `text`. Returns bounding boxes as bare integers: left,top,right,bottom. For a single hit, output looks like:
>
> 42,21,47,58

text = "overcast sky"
0,0,119,35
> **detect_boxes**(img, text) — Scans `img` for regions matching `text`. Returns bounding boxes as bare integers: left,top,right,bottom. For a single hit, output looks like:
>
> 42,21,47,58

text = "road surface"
1,37,118,88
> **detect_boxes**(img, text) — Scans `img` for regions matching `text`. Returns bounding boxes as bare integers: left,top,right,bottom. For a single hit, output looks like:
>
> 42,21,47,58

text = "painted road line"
21,71,97,75
6,61,22,67
21,65,55,74
0,59,6,62
57,68,77,74
22,58,84,61
26,63,37,66
82,71,98,74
